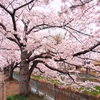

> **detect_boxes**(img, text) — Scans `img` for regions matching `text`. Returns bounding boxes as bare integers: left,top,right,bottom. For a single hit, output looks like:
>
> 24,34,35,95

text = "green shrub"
7,94,29,100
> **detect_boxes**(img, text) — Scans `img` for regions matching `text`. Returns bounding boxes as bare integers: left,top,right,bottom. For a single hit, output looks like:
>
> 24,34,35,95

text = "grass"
14,71,19,75
46,78,59,85
66,84,71,87
14,72,42,80
7,94,44,100
89,86,100,96
31,74,59,85
7,94,29,100
79,86,100,96
31,75,42,80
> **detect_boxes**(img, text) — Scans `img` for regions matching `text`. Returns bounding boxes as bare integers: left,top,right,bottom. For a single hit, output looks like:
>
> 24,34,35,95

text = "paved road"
0,72,5,100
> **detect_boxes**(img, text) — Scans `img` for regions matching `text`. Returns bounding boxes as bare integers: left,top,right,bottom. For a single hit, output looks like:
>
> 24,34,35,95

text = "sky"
49,0,62,11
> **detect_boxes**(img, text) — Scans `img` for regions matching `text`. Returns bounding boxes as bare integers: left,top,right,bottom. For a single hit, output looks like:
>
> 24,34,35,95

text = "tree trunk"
8,66,14,80
19,50,31,96
86,67,89,75
3,67,9,75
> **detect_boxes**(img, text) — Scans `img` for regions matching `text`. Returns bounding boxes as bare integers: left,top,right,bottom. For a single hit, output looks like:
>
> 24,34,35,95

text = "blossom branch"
73,42,100,56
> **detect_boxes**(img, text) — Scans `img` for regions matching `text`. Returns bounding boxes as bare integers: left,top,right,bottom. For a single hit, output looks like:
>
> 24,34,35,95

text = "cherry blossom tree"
0,0,100,96
0,0,72,95
0,39,20,80
32,0,100,90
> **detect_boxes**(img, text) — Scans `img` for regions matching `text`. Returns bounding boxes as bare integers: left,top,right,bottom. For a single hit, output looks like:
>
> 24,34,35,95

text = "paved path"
0,72,5,100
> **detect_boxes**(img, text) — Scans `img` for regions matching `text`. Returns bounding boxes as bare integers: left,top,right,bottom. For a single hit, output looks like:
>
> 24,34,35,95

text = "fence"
13,73,100,100
0,72,5,100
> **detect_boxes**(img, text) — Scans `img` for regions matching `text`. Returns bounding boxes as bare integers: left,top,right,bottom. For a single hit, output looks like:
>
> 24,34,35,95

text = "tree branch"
27,19,73,35
0,48,20,51
0,0,34,31
73,42,100,56
27,22,91,37
35,67,45,73
13,62,20,69
54,58,82,70
14,0,34,12
7,37,21,48
0,23,6,31
33,60,75,82
0,3,12,15
70,0,93,9
29,52,53,62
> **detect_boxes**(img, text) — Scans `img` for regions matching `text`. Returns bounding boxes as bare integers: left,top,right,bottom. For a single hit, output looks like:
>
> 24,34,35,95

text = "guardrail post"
53,84,56,100
36,80,39,94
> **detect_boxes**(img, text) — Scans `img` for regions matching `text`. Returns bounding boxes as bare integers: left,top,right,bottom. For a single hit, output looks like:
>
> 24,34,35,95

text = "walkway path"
0,72,5,100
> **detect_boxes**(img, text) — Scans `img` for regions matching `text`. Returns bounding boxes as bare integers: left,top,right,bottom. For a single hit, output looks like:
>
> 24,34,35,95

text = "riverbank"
4,75,44,100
